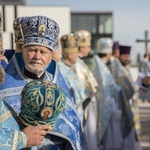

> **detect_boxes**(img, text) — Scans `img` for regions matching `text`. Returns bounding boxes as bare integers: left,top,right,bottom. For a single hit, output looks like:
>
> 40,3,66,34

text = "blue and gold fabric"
73,30,97,97
91,55,122,143
58,61,87,124
0,99,28,150
73,57,98,97
108,57,135,102
74,30,91,47
59,33,88,123
13,16,27,44
19,80,66,130
21,16,60,51
108,56,135,138
0,53,85,150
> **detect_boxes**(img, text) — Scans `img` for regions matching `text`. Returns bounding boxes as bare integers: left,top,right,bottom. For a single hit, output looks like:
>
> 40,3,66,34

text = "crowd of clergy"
0,12,150,150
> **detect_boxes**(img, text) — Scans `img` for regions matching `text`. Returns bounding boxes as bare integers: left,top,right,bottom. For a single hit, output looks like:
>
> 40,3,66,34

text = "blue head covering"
21,15,60,52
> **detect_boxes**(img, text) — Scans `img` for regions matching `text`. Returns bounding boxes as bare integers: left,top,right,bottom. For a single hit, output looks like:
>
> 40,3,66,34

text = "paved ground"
138,100,150,150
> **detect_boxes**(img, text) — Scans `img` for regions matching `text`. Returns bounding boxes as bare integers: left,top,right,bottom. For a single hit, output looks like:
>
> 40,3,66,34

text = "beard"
122,60,130,66
0,65,5,84
25,63,45,77
26,66,43,76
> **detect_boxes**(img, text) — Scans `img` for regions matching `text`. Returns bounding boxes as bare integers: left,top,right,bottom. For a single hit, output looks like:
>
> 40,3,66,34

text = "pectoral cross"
136,30,150,54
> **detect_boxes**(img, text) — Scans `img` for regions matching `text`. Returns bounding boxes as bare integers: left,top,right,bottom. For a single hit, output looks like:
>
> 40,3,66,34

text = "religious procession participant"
108,45,135,104
57,33,88,125
137,53,150,102
109,46,141,150
0,44,51,150
120,45,142,141
18,80,72,149
1,16,28,64
139,76,150,101
1,16,26,63
139,76,150,100
90,38,125,150
74,30,98,150
139,53,150,76
0,15,85,150
13,16,28,53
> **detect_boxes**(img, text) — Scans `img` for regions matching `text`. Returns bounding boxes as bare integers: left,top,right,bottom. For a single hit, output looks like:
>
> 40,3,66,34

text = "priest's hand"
23,125,50,147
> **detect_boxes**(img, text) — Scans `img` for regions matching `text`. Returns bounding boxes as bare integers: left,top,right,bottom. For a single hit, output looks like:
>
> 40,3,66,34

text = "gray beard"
0,65,5,84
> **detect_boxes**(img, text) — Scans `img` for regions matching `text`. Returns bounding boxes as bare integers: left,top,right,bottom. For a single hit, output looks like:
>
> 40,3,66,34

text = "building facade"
0,5,113,53
71,12,113,53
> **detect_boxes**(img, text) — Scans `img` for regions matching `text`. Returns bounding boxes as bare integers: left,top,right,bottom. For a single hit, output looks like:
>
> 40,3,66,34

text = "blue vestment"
0,99,27,150
91,56,123,148
1,60,7,69
0,53,85,150
58,61,87,124
108,57,142,150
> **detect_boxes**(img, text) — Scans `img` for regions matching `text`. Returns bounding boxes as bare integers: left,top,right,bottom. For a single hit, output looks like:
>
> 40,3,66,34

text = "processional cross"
136,30,150,54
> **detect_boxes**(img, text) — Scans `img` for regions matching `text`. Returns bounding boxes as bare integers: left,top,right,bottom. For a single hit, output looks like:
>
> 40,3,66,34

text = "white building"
0,5,71,49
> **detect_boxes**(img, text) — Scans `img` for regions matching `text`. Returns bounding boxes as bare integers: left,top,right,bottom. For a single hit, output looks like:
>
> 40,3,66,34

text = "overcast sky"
26,0,150,61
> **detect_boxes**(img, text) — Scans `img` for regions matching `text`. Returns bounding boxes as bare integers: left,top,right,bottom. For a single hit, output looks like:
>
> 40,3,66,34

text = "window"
71,15,97,33
99,15,113,34
71,12,113,53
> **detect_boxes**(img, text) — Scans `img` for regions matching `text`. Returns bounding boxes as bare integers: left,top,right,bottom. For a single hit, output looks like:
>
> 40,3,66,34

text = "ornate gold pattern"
0,101,12,123
19,80,66,130
61,34,78,54
74,30,91,47
0,111,12,123
12,130,18,150
62,48,78,54
21,16,60,51
23,87,44,113
19,131,28,147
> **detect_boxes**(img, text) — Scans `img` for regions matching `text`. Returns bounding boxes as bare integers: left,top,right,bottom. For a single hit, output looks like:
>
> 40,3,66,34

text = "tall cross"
136,30,150,54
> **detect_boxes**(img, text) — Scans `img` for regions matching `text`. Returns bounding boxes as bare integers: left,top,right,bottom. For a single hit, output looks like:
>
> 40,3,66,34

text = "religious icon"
38,24,46,37
41,108,53,120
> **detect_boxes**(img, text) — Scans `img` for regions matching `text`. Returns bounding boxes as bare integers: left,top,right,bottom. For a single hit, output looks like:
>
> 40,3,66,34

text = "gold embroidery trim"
0,111,12,123
12,130,18,150
19,131,28,147
62,48,78,54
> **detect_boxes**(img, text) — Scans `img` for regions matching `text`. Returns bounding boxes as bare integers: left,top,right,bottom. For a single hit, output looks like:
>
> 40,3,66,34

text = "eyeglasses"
0,50,5,56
